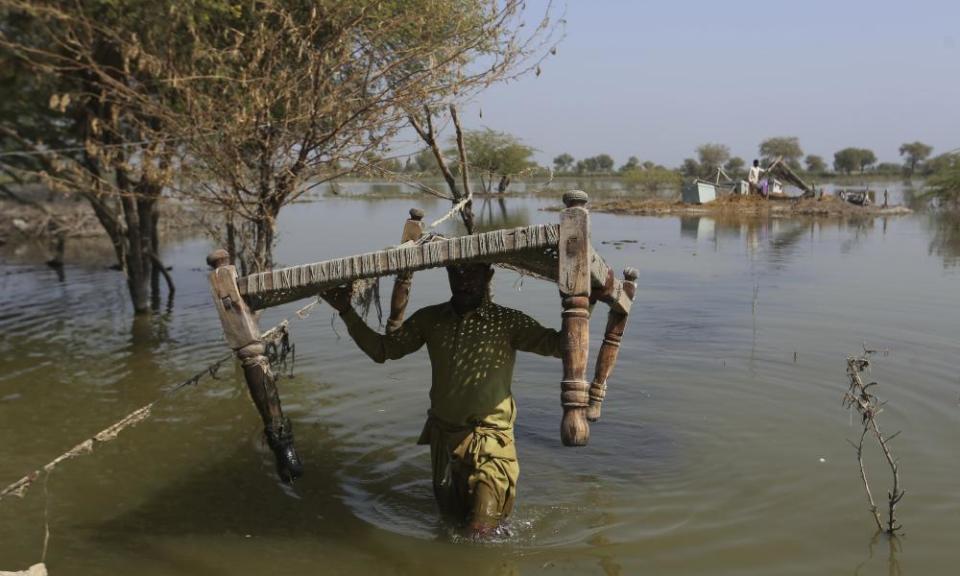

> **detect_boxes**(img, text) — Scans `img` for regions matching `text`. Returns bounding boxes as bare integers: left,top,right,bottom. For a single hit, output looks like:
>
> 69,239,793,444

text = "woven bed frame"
208,190,637,448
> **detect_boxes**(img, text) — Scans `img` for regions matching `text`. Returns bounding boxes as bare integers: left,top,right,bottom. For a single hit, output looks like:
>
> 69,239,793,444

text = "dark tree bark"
497,175,511,194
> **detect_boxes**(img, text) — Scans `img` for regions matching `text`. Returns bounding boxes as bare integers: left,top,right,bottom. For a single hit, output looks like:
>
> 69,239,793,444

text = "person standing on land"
748,159,767,196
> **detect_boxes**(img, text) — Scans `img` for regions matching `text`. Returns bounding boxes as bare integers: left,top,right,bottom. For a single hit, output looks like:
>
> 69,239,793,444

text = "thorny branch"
842,348,904,535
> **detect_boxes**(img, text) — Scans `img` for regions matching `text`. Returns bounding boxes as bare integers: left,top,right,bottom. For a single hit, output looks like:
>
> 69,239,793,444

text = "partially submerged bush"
622,167,682,194
923,153,960,208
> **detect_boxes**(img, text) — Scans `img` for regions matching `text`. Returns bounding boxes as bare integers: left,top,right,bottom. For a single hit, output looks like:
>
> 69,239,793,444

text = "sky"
450,0,960,168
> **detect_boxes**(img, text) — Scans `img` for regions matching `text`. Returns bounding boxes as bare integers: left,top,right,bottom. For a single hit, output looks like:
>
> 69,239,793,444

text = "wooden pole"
386,208,424,333
558,190,592,446
586,267,638,422
207,249,302,481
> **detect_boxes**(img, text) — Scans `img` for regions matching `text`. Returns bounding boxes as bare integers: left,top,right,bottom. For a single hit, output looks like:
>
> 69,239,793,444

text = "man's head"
446,262,493,312
753,159,760,167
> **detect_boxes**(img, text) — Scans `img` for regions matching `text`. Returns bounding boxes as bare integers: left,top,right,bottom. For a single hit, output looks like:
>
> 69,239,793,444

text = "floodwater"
1,186,958,575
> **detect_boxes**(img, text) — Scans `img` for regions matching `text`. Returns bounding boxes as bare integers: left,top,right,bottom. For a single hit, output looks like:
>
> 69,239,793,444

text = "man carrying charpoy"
322,262,562,537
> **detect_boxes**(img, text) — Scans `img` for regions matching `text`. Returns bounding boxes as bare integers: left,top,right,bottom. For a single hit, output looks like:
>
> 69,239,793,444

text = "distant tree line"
390,132,960,212
400,132,947,186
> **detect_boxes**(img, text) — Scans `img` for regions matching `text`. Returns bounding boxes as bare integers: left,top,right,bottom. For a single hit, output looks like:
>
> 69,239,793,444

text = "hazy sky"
454,0,960,167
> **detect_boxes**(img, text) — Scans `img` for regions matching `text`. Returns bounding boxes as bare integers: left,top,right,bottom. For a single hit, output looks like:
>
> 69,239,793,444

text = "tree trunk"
136,195,155,305
461,200,476,234
226,213,237,266
497,175,511,194
252,211,277,273
149,200,161,309
117,169,149,314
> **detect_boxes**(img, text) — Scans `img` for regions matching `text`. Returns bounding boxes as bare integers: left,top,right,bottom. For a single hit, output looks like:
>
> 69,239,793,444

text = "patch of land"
584,194,913,217
1,198,200,242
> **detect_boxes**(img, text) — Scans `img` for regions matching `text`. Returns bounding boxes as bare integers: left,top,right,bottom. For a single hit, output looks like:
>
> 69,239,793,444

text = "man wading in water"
322,263,562,537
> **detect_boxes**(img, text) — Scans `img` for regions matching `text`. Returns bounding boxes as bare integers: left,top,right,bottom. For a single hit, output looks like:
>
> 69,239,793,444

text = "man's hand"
321,284,353,313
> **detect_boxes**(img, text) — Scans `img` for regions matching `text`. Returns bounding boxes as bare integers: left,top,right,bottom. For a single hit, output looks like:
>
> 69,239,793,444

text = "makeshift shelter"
764,157,816,197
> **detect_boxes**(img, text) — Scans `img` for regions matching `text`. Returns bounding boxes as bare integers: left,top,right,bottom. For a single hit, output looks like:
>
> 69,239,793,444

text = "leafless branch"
843,350,905,535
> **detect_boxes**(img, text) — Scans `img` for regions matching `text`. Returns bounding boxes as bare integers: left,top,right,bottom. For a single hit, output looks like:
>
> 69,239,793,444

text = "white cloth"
747,165,764,184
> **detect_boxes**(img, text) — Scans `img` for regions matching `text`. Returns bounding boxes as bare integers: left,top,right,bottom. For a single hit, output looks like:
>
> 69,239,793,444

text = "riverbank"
0,198,101,244
583,194,913,217
0,198,202,247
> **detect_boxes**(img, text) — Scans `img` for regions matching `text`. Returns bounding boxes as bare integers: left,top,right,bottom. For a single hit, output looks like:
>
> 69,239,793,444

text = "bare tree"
408,105,477,234
843,349,905,535
172,0,561,272
1,0,562,305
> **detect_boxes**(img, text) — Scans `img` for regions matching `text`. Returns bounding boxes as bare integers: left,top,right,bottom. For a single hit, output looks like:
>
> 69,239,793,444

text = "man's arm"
323,286,425,363
510,311,563,358
340,308,425,363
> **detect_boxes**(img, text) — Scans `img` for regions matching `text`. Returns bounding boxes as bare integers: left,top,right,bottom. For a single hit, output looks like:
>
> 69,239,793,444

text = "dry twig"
842,348,904,534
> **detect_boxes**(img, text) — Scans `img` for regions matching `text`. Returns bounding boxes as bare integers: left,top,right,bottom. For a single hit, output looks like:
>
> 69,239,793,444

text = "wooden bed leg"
386,208,424,333
559,191,592,446
207,249,302,481
587,268,638,422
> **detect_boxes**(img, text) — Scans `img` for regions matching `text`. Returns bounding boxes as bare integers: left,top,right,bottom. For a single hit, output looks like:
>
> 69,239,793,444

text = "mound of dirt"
586,194,912,217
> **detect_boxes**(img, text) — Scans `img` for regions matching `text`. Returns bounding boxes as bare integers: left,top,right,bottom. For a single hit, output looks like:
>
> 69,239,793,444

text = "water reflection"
926,211,960,267
819,180,919,207
899,185,930,212
475,197,530,233
680,217,715,242
679,215,882,269
315,177,680,202
854,533,902,576
837,217,877,255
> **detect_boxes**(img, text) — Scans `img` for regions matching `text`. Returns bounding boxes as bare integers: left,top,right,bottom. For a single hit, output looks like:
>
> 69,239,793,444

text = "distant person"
747,159,767,196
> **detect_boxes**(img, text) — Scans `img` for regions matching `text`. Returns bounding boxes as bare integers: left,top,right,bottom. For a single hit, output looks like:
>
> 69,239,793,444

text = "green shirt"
340,300,562,433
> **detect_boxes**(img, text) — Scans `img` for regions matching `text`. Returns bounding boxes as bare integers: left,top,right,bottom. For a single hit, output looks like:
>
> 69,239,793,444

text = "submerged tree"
723,156,745,179
622,166,681,194
0,0,183,313
696,143,730,178
858,149,878,174
618,155,640,173
553,153,574,173
407,148,439,175
573,154,614,175
805,154,827,175
760,136,804,170
3,0,562,284
834,147,877,175
172,0,559,273
583,153,615,173
680,158,700,178
922,153,960,208
898,141,933,176
449,128,535,194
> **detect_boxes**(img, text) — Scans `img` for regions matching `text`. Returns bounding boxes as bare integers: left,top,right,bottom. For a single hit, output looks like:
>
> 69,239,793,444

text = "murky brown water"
2,186,959,575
